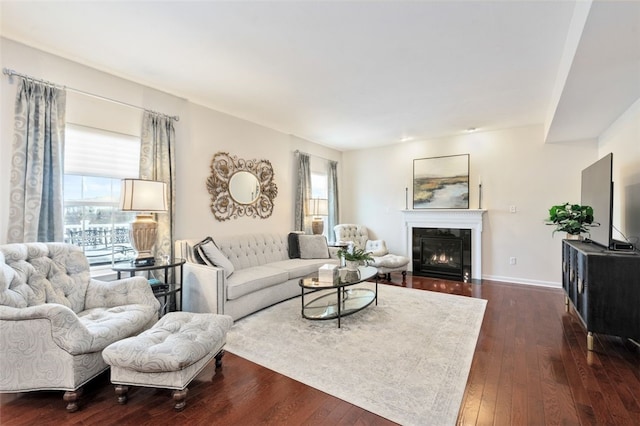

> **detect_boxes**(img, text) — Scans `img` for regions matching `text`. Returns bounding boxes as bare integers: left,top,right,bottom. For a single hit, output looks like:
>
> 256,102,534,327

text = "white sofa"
176,233,339,320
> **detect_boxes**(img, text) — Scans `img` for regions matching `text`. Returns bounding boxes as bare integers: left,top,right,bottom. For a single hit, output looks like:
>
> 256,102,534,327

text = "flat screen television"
581,153,613,249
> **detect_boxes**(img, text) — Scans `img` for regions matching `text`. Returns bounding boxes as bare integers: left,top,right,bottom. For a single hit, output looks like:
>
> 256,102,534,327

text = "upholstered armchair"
0,243,160,412
334,224,409,283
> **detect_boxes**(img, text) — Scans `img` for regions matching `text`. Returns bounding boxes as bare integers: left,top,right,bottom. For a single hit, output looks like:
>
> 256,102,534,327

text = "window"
63,124,140,265
311,171,328,199
311,161,329,237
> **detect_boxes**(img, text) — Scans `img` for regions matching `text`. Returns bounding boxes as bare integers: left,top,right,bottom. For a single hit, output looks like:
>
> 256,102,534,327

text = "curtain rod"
2,67,179,122
294,149,336,163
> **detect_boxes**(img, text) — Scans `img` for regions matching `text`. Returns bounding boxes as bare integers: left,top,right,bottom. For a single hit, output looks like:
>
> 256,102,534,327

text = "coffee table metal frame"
299,266,378,328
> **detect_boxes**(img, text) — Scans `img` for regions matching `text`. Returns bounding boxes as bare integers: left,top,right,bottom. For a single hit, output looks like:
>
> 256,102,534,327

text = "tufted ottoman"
102,312,233,411
372,253,409,282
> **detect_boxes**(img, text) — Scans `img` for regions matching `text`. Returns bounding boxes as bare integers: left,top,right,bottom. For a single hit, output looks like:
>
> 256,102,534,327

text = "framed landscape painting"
413,154,469,209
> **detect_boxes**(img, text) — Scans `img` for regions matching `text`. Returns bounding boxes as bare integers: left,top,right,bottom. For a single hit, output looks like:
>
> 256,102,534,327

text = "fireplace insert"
412,228,471,282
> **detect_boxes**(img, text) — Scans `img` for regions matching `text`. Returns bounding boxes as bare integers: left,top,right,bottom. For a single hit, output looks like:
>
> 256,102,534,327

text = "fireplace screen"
421,237,463,276
412,228,471,282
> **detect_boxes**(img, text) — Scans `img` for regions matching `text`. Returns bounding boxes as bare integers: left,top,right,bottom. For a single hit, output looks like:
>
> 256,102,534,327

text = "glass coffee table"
299,266,378,328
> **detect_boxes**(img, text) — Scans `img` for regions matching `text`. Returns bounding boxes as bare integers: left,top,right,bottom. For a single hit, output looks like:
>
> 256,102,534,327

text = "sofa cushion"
298,235,330,259
226,266,289,300
69,304,160,353
4,302,160,355
269,258,340,280
196,238,234,278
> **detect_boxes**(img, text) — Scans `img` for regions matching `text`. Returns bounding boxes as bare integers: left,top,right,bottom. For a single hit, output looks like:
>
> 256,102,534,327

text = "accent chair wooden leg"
63,388,82,413
401,271,407,284
587,332,594,351
172,388,188,411
114,385,129,404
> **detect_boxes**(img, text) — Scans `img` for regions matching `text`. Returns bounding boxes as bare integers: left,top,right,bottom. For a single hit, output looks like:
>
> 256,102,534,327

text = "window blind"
65,124,140,178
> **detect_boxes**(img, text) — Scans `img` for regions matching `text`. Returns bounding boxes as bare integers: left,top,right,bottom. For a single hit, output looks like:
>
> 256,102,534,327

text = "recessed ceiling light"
465,127,478,133
399,136,413,142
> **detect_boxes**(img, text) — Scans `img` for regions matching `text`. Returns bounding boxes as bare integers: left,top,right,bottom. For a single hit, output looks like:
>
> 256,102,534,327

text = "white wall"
176,103,341,240
598,97,640,246
341,125,600,287
2,37,636,287
0,38,342,245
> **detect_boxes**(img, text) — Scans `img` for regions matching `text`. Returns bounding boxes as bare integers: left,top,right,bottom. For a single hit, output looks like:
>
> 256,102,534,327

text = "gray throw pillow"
197,238,235,278
298,235,330,259
288,232,304,259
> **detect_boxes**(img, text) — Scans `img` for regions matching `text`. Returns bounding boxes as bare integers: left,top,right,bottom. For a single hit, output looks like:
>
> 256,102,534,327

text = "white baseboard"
481,274,562,289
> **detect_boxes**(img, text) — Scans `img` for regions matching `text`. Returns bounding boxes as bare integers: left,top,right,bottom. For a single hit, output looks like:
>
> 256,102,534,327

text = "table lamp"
119,179,167,265
309,198,328,235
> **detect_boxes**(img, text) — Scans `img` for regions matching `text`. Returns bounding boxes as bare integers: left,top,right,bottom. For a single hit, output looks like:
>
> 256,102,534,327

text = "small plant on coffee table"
337,246,374,266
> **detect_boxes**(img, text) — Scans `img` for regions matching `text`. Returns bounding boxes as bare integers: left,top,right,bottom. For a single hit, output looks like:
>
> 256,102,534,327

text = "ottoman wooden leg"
172,388,188,411
115,385,129,404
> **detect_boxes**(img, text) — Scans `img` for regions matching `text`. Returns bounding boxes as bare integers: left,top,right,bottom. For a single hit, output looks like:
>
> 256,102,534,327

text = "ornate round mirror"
207,152,278,221
229,171,260,204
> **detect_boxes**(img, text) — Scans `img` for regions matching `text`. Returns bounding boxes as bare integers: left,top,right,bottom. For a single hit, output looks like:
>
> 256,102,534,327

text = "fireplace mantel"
401,209,486,279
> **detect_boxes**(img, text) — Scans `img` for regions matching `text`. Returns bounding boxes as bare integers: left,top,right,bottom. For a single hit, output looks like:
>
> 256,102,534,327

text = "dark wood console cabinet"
562,240,640,350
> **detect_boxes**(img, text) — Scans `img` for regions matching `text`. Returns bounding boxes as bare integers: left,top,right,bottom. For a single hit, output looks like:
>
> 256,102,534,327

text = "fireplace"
412,228,472,282
402,209,486,280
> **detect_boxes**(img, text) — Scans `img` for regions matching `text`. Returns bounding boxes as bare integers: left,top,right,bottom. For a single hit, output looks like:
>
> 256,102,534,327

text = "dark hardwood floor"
1,274,638,425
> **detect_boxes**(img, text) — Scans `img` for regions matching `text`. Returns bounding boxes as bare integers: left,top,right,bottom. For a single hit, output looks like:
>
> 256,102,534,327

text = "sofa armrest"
0,303,78,323
84,277,160,311
0,304,94,354
182,262,225,314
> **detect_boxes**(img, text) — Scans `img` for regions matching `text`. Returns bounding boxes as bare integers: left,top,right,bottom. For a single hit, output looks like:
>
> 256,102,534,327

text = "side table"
112,258,186,317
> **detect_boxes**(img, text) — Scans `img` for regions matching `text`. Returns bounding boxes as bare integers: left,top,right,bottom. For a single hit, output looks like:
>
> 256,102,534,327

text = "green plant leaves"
546,202,595,235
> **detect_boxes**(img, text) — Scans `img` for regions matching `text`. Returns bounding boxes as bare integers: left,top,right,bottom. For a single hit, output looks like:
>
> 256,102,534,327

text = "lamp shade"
119,179,167,212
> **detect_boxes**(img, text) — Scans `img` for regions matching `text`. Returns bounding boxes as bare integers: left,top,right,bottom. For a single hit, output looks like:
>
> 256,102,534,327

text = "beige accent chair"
0,243,160,412
334,224,409,284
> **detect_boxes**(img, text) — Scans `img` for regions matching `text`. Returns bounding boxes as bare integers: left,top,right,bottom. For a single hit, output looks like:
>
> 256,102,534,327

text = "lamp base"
130,213,158,265
311,218,324,235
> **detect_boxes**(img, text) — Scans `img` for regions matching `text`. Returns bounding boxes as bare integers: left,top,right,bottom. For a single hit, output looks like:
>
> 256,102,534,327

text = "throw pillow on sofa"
298,235,330,259
194,237,235,278
287,232,304,259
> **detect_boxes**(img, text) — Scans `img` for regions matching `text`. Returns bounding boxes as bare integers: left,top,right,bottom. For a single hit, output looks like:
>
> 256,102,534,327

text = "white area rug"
225,283,487,426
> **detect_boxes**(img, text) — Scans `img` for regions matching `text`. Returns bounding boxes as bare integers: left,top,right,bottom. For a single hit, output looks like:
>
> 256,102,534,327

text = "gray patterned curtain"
327,160,339,243
7,78,66,243
140,112,176,260
294,152,311,233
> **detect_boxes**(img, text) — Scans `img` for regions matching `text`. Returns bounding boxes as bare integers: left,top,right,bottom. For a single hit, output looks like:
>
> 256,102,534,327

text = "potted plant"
546,203,596,238
336,246,374,271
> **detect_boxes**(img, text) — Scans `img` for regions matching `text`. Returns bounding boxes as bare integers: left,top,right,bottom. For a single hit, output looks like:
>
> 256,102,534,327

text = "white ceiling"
1,1,638,151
